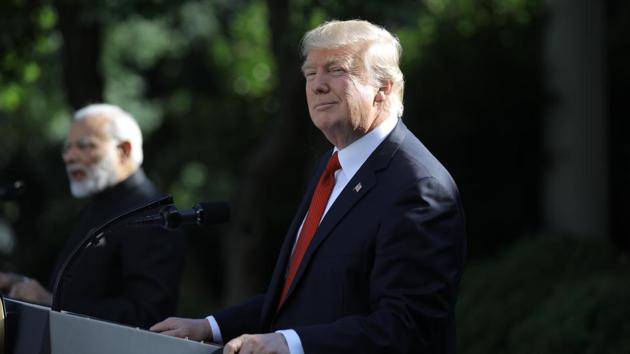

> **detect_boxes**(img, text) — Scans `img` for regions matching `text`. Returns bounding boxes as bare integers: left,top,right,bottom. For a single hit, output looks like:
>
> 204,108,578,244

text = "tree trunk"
54,0,104,110
606,0,630,252
542,0,609,237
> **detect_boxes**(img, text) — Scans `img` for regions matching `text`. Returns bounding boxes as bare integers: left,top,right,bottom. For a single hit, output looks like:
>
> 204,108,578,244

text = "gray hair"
301,20,405,117
73,103,144,167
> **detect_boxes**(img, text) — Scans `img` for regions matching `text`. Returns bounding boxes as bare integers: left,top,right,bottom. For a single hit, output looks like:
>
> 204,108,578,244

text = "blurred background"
1,0,629,352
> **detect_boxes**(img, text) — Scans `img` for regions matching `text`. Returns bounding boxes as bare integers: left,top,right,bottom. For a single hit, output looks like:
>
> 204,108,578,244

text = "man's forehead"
302,46,356,69
67,115,110,141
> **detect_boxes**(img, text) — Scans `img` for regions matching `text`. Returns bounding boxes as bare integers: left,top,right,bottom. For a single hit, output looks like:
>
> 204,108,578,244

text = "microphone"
128,202,230,229
0,180,25,201
52,195,175,311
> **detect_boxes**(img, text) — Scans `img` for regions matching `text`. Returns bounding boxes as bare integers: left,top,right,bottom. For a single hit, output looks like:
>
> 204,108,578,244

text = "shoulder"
382,122,460,200
122,170,167,207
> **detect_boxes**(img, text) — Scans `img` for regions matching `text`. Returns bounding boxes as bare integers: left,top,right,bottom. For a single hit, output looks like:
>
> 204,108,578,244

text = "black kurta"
51,169,185,328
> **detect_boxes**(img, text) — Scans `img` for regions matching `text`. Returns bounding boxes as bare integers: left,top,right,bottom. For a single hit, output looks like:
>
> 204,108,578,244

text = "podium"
1,297,222,354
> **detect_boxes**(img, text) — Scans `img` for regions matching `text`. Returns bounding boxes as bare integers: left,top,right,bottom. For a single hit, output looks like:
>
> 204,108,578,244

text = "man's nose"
62,146,77,164
311,73,329,94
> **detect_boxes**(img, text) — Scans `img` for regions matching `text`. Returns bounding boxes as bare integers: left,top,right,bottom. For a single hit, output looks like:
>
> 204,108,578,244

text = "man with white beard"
0,104,185,328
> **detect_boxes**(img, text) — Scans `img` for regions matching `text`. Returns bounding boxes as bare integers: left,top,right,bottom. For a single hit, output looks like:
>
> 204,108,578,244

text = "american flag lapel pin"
353,183,362,193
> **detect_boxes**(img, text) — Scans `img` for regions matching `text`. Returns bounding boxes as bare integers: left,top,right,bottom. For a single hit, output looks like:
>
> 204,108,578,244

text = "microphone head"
194,202,230,225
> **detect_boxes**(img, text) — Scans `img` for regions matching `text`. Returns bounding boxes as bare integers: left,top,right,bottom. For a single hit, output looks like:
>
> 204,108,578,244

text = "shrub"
458,235,630,354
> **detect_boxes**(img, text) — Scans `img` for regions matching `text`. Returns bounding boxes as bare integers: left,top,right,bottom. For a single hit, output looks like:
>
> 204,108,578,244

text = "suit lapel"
278,121,408,310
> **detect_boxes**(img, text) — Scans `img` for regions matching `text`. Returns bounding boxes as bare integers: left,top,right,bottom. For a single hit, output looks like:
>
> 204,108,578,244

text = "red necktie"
278,152,341,308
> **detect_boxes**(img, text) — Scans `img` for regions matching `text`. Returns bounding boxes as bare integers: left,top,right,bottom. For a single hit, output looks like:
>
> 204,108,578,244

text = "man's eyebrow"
301,57,347,72
301,62,314,72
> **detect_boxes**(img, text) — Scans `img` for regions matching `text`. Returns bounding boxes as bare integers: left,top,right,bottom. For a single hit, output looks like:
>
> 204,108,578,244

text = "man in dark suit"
0,103,184,328
152,20,466,353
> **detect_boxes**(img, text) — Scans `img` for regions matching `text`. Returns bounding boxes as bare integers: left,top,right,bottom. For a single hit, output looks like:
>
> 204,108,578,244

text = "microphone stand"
51,195,174,311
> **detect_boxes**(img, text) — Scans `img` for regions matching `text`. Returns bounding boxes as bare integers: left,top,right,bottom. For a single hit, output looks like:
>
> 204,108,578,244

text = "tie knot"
325,152,341,175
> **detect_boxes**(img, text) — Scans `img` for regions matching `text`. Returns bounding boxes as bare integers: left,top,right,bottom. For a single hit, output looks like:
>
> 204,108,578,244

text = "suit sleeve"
213,294,266,341
295,176,466,353
65,226,185,328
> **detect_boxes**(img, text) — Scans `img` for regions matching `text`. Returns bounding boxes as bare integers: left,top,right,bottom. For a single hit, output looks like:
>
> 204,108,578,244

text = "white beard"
66,151,119,198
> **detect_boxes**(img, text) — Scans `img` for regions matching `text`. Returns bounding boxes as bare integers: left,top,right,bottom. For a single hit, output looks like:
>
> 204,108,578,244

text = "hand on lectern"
0,271,52,306
0,271,23,291
223,333,289,354
9,277,52,305
150,317,212,342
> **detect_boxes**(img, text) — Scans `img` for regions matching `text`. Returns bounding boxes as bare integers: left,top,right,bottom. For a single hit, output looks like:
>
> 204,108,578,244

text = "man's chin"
69,182,99,198
310,115,340,133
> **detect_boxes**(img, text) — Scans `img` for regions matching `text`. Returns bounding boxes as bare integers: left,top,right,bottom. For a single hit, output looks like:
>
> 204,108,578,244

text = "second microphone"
128,202,230,229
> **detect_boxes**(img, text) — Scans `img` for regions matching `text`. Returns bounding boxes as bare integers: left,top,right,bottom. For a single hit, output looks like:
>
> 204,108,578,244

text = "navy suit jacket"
215,121,466,353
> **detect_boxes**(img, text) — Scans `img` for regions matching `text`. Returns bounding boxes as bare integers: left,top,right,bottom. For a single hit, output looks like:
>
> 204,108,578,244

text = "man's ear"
117,141,132,162
374,80,393,103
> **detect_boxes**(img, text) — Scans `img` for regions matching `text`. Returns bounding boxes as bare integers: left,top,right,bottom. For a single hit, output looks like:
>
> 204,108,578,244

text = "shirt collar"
335,116,398,180
93,168,146,202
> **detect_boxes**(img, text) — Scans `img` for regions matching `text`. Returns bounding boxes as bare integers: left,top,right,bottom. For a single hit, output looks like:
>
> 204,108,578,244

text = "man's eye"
77,141,96,150
331,67,345,74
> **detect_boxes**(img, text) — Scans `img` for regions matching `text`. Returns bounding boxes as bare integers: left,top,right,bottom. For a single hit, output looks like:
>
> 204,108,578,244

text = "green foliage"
96,0,275,208
0,1,59,111
229,2,275,97
458,235,630,354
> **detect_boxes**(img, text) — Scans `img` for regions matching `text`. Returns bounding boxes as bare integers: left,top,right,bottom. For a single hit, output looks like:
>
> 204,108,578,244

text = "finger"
0,273,10,288
149,321,169,332
156,329,188,338
223,335,244,354
239,336,257,354
150,318,178,332
9,283,23,297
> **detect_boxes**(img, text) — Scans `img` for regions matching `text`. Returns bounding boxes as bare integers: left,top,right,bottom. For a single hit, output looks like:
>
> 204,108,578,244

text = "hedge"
457,234,630,354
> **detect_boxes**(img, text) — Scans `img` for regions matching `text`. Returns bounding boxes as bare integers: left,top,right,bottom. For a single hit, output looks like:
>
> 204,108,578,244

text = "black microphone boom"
128,202,230,229
52,195,175,311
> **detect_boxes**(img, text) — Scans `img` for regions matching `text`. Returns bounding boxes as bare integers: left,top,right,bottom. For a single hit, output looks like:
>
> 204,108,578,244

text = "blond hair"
301,20,405,117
